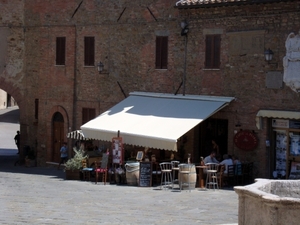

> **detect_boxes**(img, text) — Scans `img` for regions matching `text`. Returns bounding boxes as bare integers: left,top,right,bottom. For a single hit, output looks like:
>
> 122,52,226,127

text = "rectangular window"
205,35,221,69
84,37,95,66
82,108,96,125
156,36,168,69
56,37,66,65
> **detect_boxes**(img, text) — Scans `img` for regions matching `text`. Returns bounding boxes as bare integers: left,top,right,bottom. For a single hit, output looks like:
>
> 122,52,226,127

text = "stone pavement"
0,152,239,225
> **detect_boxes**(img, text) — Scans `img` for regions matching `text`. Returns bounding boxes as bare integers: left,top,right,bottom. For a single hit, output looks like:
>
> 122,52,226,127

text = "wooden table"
196,165,207,188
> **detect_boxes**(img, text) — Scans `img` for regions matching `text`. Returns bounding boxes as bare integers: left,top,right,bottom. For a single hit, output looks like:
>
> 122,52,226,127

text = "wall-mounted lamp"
97,62,104,73
264,48,274,62
181,21,189,36
264,48,279,68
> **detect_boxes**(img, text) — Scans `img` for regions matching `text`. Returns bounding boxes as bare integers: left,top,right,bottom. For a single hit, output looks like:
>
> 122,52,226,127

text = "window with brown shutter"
156,36,168,69
205,35,221,69
56,37,66,65
84,37,95,66
82,108,96,125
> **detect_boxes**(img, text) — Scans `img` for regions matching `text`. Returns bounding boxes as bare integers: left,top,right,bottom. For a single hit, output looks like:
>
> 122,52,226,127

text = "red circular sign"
234,130,258,151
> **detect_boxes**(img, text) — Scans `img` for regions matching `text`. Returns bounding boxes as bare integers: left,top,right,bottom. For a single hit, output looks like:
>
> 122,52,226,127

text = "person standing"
14,131,20,154
58,142,68,170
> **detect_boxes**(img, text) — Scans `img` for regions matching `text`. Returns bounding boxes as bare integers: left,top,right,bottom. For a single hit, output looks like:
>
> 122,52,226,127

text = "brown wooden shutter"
161,36,168,69
156,36,168,69
156,37,162,69
205,35,221,69
205,35,213,68
84,37,95,66
56,37,66,65
213,35,221,68
82,108,96,125
35,98,39,120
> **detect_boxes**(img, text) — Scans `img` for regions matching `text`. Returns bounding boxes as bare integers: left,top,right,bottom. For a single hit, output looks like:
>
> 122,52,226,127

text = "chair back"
171,161,180,169
160,162,172,171
227,164,235,177
206,163,218,172
81,158,88,168
235,163,242,175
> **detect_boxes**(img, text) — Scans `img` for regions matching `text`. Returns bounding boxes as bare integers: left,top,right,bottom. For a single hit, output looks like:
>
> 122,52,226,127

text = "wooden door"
52,112,65,162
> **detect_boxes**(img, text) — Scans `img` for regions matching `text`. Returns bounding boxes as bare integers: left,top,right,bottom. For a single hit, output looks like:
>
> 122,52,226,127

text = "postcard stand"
111,131,124,184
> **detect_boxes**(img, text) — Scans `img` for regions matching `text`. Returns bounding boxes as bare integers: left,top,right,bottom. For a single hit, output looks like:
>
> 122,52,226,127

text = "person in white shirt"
219,154,233,174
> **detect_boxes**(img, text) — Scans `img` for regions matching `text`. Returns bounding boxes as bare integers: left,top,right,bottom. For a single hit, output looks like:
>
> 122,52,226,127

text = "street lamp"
264,48,274,62
97,62,104,73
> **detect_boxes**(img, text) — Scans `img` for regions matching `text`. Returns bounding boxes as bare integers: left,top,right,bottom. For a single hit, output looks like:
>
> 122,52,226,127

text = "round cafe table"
196,165,207,189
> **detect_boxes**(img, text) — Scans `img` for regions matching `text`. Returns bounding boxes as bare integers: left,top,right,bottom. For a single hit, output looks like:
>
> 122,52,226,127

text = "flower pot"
65,169,81,180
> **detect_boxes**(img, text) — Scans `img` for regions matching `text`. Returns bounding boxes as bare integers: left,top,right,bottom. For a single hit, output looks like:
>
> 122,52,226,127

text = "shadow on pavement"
0,107,20,124
0,149,65,180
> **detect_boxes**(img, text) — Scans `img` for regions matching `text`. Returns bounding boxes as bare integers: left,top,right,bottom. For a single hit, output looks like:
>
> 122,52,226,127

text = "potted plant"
64,148,87,180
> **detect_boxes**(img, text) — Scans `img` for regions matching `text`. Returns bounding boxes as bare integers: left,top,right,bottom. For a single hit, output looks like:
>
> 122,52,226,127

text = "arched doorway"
52,112,65,162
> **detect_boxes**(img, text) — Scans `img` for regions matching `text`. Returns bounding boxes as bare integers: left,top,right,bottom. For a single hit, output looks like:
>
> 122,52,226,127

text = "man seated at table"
219,154,233,174
204,151,219,164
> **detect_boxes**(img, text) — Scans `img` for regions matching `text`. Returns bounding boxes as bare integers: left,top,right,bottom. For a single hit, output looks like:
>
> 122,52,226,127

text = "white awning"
256,110,300,129
81,92,235,151
67,130,89,140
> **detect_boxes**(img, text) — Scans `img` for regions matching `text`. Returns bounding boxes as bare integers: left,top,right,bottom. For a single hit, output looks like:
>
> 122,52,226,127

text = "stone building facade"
1,0,300,179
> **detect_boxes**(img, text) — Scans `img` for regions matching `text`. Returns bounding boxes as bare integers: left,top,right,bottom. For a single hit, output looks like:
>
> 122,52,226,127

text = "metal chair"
171,161,180,189
159,162,173,190
205,163,219,190
223,164,235,187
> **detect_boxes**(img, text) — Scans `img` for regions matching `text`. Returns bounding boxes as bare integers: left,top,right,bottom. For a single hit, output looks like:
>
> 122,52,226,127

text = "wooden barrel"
125,162,140,186
178,164,197,190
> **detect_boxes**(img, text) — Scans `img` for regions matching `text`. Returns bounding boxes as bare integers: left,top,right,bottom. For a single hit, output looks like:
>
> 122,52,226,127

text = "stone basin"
234,179,300,225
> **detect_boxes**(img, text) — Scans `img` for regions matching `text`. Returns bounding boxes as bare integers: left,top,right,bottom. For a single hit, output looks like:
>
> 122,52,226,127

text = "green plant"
64,148,87,171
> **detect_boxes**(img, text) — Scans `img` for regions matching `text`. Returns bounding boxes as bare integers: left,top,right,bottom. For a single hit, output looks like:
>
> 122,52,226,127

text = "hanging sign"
112,137,123,165
234,130,258,151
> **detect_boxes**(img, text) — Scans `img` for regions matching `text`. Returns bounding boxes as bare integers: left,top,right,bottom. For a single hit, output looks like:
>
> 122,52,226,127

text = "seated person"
232,155,242,175
219,154,233,174
204,151,219,164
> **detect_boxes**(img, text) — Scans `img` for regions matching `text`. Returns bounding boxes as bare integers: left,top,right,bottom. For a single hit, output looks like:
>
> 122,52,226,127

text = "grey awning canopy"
81,92,235,151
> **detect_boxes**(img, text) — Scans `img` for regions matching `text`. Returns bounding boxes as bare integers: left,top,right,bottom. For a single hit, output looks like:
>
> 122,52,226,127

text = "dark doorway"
52,112,64,162
199,118,228,160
